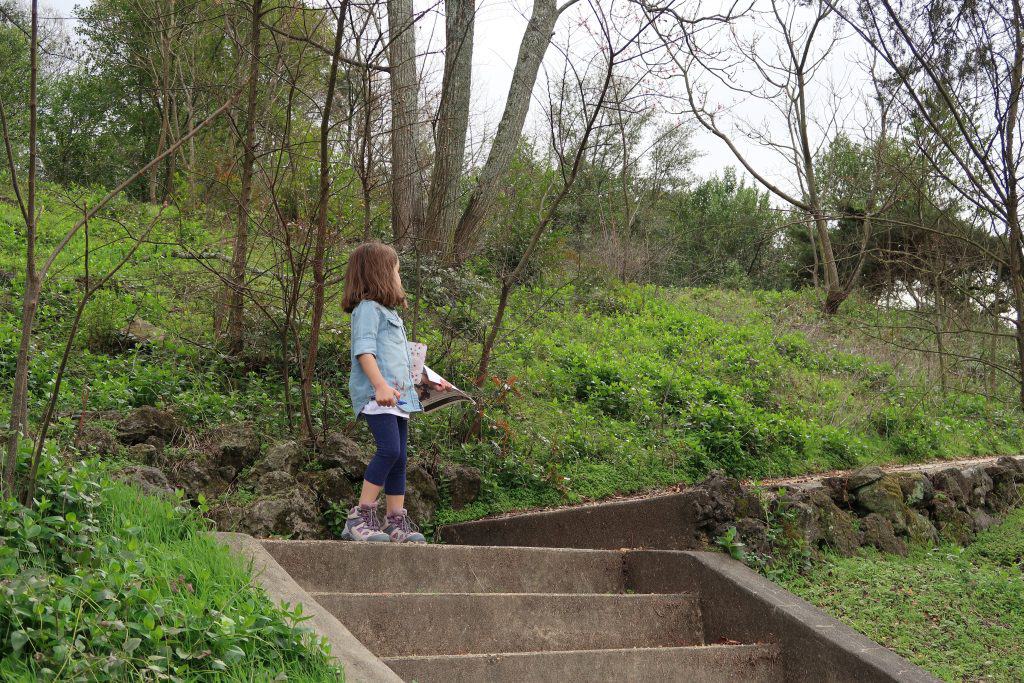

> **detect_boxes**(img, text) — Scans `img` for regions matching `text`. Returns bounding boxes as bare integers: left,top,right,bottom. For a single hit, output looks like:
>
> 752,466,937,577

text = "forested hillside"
2,190,1022,530
1,0,1022,678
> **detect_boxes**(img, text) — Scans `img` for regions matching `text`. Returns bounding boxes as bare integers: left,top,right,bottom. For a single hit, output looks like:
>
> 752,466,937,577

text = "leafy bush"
80,290,132,353
0,457,340,681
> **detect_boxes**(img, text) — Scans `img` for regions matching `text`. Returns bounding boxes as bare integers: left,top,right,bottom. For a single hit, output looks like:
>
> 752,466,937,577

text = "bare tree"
828,0,1024,402
22,206,166,506
340,0,390,240
301,0,348,438
474,0,651,390
1,81,240,496
644,0,866,312
226,0,265,356
1,0,39,498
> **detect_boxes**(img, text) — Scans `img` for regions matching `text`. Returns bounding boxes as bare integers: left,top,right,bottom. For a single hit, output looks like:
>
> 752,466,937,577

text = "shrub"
0,457,340,681
80,290,132,353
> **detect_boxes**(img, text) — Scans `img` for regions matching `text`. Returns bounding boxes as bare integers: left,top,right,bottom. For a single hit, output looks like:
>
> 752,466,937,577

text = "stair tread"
317,591,704,656
262,540,627,594
310,591,695,597
383,643,774,659
382,643,782,683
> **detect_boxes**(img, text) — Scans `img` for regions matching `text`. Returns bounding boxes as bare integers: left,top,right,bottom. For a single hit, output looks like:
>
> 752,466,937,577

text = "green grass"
780,508,1024,682
0,456,341,681
429,284,1024,525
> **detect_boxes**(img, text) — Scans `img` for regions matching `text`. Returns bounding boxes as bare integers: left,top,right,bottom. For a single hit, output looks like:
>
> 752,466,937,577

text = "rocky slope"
76,406,482,538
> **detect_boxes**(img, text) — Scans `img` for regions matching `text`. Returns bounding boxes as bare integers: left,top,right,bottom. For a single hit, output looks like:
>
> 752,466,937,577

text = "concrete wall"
624,550,938,683
438,490,707,549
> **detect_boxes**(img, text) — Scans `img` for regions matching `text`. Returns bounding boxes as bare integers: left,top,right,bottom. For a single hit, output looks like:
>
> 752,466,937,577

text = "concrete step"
261,540,626,594
312,592,703,657
383,643,782,683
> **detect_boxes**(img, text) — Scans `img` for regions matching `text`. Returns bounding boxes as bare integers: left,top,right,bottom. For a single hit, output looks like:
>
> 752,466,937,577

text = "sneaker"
341,503,390,542
384,508,426,544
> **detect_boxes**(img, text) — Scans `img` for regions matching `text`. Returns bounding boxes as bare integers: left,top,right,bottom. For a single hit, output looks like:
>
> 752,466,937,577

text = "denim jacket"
348,299,423,417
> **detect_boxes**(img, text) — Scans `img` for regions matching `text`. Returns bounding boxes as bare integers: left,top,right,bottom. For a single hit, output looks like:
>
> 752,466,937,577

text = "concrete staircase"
262,541,781,682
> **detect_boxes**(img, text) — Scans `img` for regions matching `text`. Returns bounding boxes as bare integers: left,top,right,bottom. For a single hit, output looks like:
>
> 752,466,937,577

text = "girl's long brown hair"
342,241,406,312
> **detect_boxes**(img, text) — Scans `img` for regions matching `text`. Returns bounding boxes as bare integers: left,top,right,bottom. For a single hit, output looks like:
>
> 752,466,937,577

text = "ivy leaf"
10,631,29,653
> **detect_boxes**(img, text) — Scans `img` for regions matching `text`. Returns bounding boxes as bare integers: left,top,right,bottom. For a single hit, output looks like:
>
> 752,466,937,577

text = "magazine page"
417,364,474,413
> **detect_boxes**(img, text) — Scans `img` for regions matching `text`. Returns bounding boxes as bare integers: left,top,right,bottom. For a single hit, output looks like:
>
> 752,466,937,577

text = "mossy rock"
816,502,861,556
931,496,975,545
848,466,884,490
854,474,909,532
860,513,907,556
904,509,938,546
897,471,934,508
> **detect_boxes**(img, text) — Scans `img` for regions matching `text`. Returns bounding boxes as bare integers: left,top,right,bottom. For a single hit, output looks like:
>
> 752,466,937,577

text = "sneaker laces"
358,505,383,531
387,511,417,534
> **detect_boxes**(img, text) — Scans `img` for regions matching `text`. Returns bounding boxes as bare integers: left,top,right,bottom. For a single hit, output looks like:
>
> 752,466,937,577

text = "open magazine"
409,342,474,413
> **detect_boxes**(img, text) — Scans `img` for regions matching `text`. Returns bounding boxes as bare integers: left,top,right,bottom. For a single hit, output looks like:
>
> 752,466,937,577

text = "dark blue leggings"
361,413,409,495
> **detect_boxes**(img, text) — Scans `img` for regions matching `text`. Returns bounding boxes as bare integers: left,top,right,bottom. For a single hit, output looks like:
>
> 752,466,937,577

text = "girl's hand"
374,383,402,406
421,371,453,391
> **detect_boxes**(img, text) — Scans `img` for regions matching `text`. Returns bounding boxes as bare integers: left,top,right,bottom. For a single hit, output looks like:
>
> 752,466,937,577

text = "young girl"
340,242,448,543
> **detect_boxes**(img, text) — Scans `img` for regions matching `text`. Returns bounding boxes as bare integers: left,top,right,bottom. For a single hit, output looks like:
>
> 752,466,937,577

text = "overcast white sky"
42,0,873,195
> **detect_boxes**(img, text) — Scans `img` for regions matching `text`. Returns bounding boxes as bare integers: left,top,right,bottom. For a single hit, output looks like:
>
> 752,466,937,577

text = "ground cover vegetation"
781,508,1024,682
0,453,340,681
2,0,1023,678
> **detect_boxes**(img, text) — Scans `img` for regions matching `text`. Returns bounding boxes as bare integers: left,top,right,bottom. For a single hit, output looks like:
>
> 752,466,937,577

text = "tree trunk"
1006,0,1024,408
932,257,948,395
814,208,846,314
149,105,167,203
452,0,559,259
792,50,843,313
387,0,424,244
164,90,178,198
2,0,39,497
227,0,263,356
805,175,841,312
475,280,511,385
301,3,346,438
423,0,475,259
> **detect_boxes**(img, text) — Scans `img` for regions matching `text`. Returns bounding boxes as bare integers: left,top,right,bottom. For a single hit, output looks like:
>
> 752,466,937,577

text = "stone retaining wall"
735,457,1024,557
438,456,1024,555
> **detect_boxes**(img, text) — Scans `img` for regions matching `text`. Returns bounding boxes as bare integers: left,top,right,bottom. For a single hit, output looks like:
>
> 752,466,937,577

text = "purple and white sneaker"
384,509,426,544
341,503,390,542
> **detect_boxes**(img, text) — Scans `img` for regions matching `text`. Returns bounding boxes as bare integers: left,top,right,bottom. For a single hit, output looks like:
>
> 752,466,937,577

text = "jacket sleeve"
351,302,379,358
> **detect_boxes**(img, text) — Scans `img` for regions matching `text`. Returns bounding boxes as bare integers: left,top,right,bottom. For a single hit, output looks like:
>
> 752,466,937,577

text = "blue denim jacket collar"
348,299,423,417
